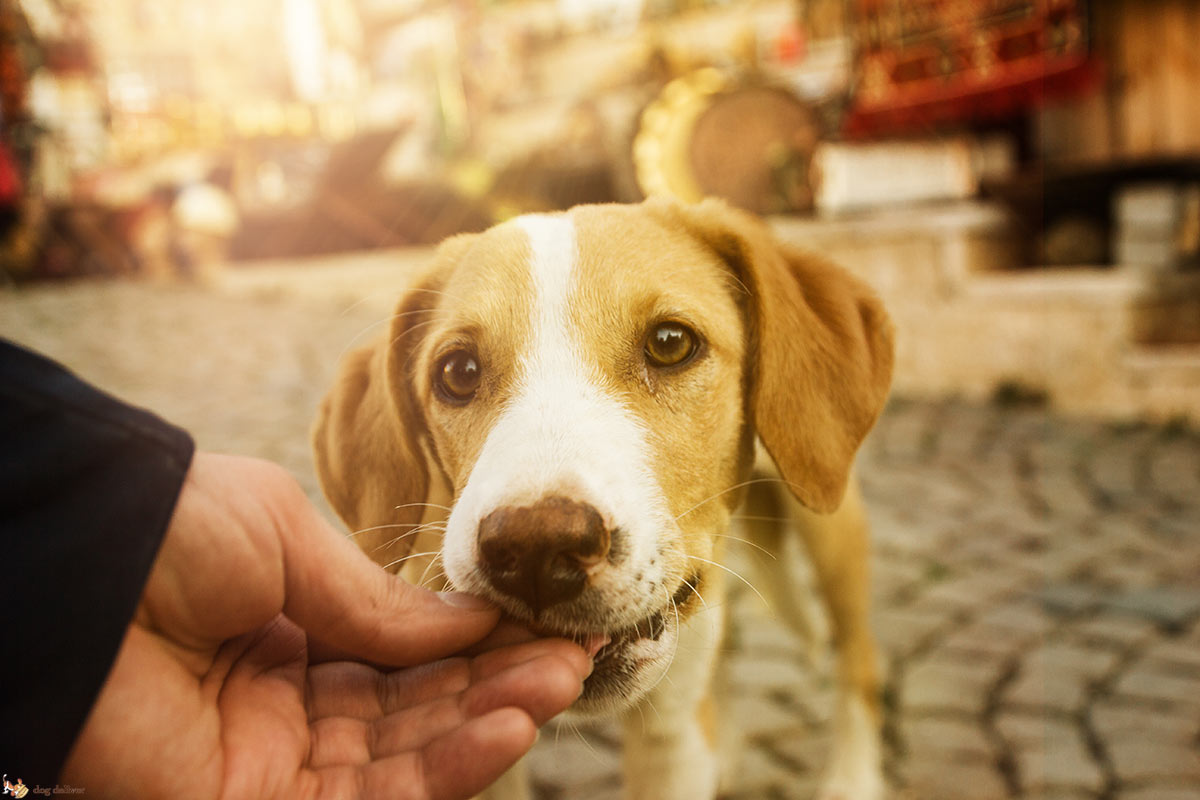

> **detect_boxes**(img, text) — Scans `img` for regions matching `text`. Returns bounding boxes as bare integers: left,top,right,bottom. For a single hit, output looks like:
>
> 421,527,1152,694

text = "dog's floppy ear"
653,197,894,513
312,235,472,566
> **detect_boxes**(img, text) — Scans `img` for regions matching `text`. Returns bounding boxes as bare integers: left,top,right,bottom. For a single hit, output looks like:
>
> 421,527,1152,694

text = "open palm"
62,454,589,800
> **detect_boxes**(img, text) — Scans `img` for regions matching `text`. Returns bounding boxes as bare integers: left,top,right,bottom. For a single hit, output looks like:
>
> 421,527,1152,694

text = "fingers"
306,647,589,769
419,709,538,800
306,637,590,721
306,709,537,800
260,464,504,667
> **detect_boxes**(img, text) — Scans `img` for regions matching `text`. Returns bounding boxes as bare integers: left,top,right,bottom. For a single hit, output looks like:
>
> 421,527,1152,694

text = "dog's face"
314,198,894,713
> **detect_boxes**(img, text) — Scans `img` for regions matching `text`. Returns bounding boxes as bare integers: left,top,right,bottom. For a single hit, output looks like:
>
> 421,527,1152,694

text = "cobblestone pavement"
3,274,1199,800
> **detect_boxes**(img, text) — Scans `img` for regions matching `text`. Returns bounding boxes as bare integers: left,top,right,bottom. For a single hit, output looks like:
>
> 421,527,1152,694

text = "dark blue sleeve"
0,339,195,782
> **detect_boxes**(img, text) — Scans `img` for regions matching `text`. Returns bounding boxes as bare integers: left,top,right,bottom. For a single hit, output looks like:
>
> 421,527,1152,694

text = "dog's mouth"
563,603,670,660
531,575,698,712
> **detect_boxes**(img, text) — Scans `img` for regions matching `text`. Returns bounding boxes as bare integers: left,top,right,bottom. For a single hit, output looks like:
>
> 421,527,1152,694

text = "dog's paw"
817,689,884,800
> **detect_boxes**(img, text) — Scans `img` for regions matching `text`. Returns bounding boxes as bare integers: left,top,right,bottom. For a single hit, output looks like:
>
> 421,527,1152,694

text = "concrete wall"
772,204,1200,422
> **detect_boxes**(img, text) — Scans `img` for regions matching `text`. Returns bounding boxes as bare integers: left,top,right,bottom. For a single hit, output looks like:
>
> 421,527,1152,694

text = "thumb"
274,480,501,666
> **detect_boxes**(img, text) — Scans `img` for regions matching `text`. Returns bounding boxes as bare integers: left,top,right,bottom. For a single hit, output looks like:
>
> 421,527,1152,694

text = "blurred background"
1,0,1198,418
3,2,1199,798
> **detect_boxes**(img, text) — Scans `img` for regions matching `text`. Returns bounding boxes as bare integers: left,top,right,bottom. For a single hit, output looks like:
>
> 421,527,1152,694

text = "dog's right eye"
644,321,699,369
436,350,481,403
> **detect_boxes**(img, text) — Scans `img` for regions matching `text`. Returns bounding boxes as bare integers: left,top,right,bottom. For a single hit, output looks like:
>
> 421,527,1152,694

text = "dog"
312,197,894,799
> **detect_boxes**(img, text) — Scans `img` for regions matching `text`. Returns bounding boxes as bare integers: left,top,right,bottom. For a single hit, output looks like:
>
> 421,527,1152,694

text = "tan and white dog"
312,197,894,799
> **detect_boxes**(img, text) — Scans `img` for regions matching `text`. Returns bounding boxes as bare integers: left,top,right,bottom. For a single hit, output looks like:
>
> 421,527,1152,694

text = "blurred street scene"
2,0,1199,797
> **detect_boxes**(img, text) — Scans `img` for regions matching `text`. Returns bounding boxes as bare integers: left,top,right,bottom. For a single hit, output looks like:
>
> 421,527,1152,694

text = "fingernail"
437,591,494,610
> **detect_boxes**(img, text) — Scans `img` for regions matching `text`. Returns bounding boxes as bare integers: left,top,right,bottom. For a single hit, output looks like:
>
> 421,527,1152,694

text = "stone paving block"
872,555,928,603
1067,614,1158,649
1147,438,1200,508
1036,581,1108,617
881,407,938,462
1028,464,1100,520
726,692,809,740
873,605,957,660
995,711,1075,748
1007,718,1105,794
1102,586,1200,630
1003,666,1090,714
526,735,621,787
899,758,1009,800
765,730,829,773
1144,639,1200,672
1122,787,1200,800
723,740,805,796
979,599,1059,638
903,657,1002,716
1025,641,1123,682
1089,428,1159,502
918,570,1027,611
1016,540,1102,583
936,619,1041,660
1107,738,1200,785
725,652,815,696
924,400,995,461
1113,667,1200,712
1097,561,1176,593
902,715,995,762
731,611,809,659
1090,698,1200,744
538,778,622,800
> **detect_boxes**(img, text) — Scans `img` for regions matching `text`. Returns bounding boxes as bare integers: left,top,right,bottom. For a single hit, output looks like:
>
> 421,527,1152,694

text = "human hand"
62,453,591,799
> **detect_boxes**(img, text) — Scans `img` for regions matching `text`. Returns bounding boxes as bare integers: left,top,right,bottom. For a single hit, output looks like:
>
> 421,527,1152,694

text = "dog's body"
313,198,894,799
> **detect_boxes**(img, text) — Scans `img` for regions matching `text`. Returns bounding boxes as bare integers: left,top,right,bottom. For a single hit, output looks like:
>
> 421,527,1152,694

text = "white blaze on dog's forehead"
441,212,672,594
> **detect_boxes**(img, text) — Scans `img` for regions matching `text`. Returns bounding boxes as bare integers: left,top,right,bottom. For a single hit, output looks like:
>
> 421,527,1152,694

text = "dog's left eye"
436,350,482,402
645,322,699,368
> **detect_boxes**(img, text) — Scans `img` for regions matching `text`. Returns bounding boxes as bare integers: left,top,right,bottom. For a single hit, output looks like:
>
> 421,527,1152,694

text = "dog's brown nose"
478,496,611,615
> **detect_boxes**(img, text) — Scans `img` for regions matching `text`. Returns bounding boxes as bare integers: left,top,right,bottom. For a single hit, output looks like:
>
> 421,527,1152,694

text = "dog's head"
313,198,893,713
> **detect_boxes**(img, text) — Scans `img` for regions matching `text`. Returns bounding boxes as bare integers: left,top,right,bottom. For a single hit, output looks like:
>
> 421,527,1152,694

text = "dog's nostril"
477,497,612,615
480,539,520,574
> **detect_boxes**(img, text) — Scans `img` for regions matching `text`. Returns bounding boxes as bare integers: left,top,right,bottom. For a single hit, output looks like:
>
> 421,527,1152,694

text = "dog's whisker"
679,575,713,619
348,522,424,539
334,316,393,362
396,286,466,303
392,319,443,366
673,477,789,522
380,550,443,571
642,586,682,697
369,522,446,554
337,289,393,317
390,318,442,360
709,531,777,560
393,501,454,512
565,718,607,764
417,552,446,589
336,309,447,365
687,555,770,611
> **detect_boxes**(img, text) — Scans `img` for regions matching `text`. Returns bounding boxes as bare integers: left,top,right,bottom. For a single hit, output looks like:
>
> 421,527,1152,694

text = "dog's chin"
543,610,675,716
561,605,679,715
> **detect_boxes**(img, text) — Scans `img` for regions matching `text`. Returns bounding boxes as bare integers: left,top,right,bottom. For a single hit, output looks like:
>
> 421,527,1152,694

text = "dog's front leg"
621,602,726,800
